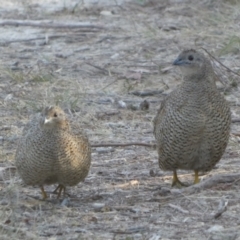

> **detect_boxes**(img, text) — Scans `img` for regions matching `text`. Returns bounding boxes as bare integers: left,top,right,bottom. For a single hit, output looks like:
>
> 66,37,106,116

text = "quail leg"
40,186,48,199
53,184,66,198
193,170,200,184
172,170,186,187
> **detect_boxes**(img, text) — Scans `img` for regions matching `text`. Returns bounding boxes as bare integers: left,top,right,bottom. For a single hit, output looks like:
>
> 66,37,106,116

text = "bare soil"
1,0,240,239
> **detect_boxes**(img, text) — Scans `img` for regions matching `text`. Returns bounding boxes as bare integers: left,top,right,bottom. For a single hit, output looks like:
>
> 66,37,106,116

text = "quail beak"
44,117,52,124
173,58,186,66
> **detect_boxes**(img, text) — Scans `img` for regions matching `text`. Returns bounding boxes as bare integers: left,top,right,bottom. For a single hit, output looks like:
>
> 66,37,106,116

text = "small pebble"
61,197,70,207
111,53,119,59
0,200,8,206
117,100,127,108
140,100,150,111
4,94,13,101
100,11,113,16
92,203,105,210
207,225,224,232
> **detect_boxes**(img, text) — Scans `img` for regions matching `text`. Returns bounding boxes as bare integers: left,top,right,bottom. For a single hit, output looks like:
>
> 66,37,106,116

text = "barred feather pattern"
153,50,231,172
15,106,91,188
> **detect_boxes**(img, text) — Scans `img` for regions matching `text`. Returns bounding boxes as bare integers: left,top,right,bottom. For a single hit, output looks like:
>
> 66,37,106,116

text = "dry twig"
112,205,137,213
91,142,156,148
0,20,105,29
178,173,240,195
85,62,110,75
100,78,119,90
111,226,148,234
231,132,240,137
201,47,240,78
214,199,228,219
168,203,189,214
232,118,240,123
129,90,164,97
1,34,93,44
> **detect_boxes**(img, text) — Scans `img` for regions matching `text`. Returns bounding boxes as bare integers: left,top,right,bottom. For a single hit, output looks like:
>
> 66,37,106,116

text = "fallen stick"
178,173,240,195
100,78,119,90
91,142,156,148
129,90,164,97
232,132,240,137
0,20,105,29
6,135,155,148
112,205,137,213
1,34,93,44
85,62,110,75
201,47,240,78
214,199,228,219
232,119,240,123
168,203,189,214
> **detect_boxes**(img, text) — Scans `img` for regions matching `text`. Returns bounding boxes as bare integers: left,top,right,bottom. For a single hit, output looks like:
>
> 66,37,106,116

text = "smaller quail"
153,49,231,186
15,106,91,199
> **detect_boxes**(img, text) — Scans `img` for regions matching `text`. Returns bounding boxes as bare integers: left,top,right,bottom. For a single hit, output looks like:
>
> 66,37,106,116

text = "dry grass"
1,0,240,239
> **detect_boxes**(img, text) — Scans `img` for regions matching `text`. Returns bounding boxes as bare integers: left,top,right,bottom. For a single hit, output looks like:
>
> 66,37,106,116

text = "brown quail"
15,106,91,199
153,49,231,186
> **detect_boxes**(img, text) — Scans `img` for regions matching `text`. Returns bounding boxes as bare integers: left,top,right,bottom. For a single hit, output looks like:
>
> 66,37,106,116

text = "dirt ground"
1,0,240,239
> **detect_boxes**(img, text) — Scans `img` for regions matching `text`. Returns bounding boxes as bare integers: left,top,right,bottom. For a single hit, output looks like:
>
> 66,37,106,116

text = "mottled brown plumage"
153,49,231,186
15,106,91,199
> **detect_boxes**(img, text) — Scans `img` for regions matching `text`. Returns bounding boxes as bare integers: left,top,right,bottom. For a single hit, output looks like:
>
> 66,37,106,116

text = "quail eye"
188,55,194,61
53,113,58,117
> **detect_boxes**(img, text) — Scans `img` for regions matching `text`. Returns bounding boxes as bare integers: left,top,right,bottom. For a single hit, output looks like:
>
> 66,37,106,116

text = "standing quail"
15,106,91,199
153,49,231,186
